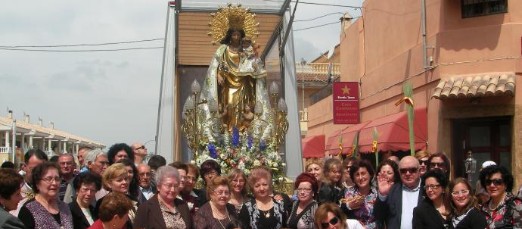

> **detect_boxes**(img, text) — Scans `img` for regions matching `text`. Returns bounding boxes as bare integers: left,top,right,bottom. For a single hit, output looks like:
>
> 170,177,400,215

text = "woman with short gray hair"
135,166,193,228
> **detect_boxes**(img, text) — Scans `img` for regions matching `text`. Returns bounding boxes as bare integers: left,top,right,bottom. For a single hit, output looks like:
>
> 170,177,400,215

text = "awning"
432,73,515,99
302,135,325,158
325,129,343,155
358,108,427,153
325,122,370,155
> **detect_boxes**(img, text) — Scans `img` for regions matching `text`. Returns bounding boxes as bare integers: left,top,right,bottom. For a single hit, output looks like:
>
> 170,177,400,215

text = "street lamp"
464,150,477,182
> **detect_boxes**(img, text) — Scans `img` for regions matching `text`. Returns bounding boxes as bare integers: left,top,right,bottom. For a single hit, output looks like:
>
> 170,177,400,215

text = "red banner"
333,82,359,124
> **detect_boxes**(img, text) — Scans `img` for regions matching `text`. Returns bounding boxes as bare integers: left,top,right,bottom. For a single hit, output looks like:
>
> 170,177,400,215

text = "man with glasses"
58,154,76,201
375,156,423,229
137,164,156,200
131,142,148,165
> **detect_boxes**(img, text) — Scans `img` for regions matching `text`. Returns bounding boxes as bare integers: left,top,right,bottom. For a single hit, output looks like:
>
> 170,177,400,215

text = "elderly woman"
18,162,74,228
134,166,192,229
479,165,522,229
340,159,377,229
228,169,249,214
413,170,451,229
239,166,287,229
0,168,25,229
88,192,134,229
194,176,238,229
69,172,102,229
287,173,318,229
449,178,486,229
314,203,363,229
95,163,137,228
318,158,344,205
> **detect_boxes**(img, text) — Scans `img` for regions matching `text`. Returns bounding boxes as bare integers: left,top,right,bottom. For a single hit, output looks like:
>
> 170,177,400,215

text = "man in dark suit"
375,156,424,229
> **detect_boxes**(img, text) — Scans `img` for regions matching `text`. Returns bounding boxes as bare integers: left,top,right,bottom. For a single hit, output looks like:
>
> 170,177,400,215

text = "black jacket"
412,199,450,229
69,200,96,229
374,183,424,229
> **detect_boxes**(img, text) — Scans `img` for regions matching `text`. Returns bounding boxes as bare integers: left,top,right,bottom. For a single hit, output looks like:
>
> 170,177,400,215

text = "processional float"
181,4,289,184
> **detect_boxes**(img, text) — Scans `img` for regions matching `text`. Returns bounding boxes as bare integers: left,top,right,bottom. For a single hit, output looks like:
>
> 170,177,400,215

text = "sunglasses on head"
321,216,339,228
399,167,418,174
485,178,504,186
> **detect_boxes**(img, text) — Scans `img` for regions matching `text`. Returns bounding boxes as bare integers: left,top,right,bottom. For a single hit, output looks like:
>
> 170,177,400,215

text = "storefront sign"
333,82,359,124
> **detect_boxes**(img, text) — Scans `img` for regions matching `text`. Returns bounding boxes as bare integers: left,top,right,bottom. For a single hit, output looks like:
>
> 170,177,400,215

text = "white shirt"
346,219,364,229
400,182,421,229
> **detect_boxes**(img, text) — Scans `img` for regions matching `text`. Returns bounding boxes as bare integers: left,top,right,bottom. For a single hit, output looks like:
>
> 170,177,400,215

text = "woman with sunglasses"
340,159,378,229
314,203,363,229
448,178,486,229
414,150,430,176
427,152,450,177
479,165,522,229
412,169,450,229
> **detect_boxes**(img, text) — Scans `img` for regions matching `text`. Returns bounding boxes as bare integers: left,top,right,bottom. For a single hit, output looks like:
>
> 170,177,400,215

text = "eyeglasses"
41,176,61,183
485,178,504,186
321,217,339,228
139,172,151,178
162,183,180,190
424,184,441,191
213,190,230,196
451,190,470,197
399,167,418,174
135,146,146,150
296,188,312,193
430,162,445,168
419,159,429,166
59,161,74,166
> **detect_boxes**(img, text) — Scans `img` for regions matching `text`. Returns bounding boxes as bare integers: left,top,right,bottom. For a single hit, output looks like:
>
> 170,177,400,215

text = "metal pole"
421,0,428,69
11,120,16,162
154,3,173,155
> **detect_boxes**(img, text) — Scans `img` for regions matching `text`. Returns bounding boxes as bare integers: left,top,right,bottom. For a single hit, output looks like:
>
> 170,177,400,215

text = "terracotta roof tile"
432,73,516,99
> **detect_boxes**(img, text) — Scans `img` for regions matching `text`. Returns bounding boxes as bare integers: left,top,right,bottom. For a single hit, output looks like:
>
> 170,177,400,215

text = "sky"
0,0,362,152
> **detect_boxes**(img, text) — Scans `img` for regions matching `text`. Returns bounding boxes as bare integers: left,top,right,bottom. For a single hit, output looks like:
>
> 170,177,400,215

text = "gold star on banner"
341,85,350,95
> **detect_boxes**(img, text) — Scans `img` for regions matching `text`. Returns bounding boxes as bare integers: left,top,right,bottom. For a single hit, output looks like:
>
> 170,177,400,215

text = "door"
452,117,511,184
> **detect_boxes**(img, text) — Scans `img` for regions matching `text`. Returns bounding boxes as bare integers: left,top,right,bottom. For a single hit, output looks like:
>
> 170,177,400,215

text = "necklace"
260,209,271,218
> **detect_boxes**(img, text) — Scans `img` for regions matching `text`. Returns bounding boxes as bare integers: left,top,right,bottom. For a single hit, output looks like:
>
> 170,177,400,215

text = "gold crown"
208,4,260,45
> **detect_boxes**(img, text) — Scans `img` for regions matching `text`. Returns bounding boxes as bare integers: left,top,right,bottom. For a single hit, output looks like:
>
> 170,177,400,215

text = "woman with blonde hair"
94,163,137,228
227,169,249,214
414,150,430,176
305,159,323,182
314,203,363,229
239,166,288,229
318,158,344,205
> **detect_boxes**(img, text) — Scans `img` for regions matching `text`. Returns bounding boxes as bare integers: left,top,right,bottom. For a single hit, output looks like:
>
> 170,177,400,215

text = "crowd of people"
0,146,521,229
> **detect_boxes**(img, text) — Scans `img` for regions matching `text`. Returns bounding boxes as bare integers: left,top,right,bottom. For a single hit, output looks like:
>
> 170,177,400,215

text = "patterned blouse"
286,200,317,229
159,197,186,229
342,186,378,229
239,198,287,229
480,192,522,229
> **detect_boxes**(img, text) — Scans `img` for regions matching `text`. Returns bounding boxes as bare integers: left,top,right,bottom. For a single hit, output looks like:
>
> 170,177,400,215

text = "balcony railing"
295,63,340,76
0,147,10,154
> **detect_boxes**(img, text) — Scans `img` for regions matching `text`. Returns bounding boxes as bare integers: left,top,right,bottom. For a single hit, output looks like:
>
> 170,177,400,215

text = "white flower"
281,162,286,167
253,160,261,166
220,153,226,159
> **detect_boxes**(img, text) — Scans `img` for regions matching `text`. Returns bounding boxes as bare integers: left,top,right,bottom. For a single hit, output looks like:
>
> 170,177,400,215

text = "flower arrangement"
194,127,286,183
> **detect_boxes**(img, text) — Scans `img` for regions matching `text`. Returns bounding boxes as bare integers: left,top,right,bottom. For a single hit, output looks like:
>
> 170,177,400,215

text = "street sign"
333,82,359,124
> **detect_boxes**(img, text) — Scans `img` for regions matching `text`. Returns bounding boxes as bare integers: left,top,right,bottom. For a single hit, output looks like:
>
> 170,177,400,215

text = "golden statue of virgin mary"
199,4,272,142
